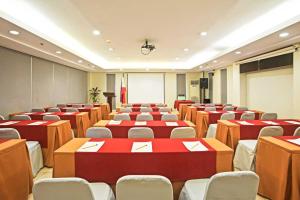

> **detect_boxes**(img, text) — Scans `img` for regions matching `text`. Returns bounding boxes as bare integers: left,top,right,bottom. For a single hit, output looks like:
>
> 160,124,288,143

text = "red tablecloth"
60,107,91,112
117,112,169,120
207,111,260,124
174,100,194,110
130,104,158,107
0,139,8,144
196,106,237,111
229,120,300,140
75,138,216,183
105,120,189,138
128,107,160,112
0,120,56,147
277,136,300,147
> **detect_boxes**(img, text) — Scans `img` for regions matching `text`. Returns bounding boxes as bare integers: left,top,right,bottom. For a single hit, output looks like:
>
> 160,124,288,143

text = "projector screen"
127,73,165,103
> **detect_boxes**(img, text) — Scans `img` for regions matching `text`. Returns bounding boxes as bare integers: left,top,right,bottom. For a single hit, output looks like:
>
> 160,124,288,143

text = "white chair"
0,128,43,177
204,107,216,111
57,104,66,108
0,115,4,120
72,104,83,108
205,104,215,107
116,175,173,200
140,107,153,112
120,107,132,113
136,114,153,121
240,112,255,120
86,127,112,138
170,127,196,138
161,114,178,121
156,103,167,107
32,108,46,112
33,177,115,200
66,108,79,112
236,106,248,111
141,103,150,107
223,106,234,111
43,115,61,121
11,115,31,120
124,104,133,107
128,127,154,139
114,114,131,121
179,171,259,200
159,107,171,112
261,113,278,120
224,103,232,106
294,127,300,136
234,126,283,171
48,107,61,112
206,113,235,138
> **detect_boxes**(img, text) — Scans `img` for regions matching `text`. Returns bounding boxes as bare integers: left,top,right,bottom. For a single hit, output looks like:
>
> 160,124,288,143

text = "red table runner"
0,120,55,147
75,138,216,183
105,120,189,138
129,107,160,112
130,104,157,107
0,139,9,144
174,100,194,109
276,136,300,147
207,111,260,124
117,112,169,121
229,120,300,140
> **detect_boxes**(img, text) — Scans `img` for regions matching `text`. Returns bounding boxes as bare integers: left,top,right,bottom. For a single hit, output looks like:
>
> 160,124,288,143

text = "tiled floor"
28,168,269,200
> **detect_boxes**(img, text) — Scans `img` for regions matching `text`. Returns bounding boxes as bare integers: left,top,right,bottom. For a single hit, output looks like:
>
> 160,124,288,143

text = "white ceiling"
1,0,300,71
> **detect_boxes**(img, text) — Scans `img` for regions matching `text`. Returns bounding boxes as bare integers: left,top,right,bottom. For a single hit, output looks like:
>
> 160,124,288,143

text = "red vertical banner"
120,75,127,104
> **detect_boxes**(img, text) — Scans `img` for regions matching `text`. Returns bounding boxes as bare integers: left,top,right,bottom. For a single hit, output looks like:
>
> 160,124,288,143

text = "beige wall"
213,69,221,103
0,47,87,119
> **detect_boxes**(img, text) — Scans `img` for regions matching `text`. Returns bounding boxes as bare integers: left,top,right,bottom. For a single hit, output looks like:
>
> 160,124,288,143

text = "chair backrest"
261,113,278,120
159,107,171,112
220,113,235,120
86,127,112,138
140,107,152,112
114,114,131,121
136,114,153,121
32,108,46,112
57,104,66,108
294,127,300,136
205,103,215,107
224,103,232,106
258,126,283,138
116,175,173,200
204,171,259,200
0,128,21,139
11,115,31,120
141,103,150,107
66,108,79,112
170,127,196,138
161,114,178,121
236,106,248,111
124,104,133,107
128,127,154,139
48,107,61,112
0,115,4,120
33,178,96,200
156,103,166,107
43,115,61,121
223,106,234,111
204,107,216,111
120,107,132,113
240,112,255,120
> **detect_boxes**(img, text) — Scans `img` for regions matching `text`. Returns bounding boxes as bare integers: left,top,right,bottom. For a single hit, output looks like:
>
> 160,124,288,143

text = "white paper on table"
121,113,130,115
165,122,178,126
131,142,152,152
63,112,75,115
24,112,34,115
210,111,220,113
160,112,168,115
141,112,150,114
183,141,208,152
227,111,236,113
0,121,20,125
287,138,300,146
236,121,254,125
262,121,279,125
41,112,53,115
28,121,48,125
245,111,255,113
108,120,122,125
77,141,105,152
285,121,300,125
135,121,147,126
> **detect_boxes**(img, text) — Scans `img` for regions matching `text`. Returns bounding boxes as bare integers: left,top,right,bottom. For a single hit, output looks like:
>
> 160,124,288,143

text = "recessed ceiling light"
78,60,83,63
55,51,62,54
108,48,114,52
106,39,111,43
92,30,101,36
183,48,189,52
279,32,289,37
175,57,180,60
200,32,207,36
91,65,95,68
9,30,20,35
213,60,217,63
120,68,123,71
146,68,150,71
199,66,203,69
117,57,121,60
235,51,241,54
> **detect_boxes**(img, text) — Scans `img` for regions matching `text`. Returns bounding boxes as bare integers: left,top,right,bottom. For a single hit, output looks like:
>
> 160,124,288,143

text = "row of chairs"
123,103,167,107
57,103,93,108
120,107,172,112
114,113,178,121
201,106,248,111
32,171,259,200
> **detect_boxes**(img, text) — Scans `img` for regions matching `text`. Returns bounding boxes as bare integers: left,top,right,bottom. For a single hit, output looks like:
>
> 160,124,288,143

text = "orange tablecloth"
179,104,193,120
100,103,110,120
0,139,33,200
256,136,300,200
54,138,233,199
108,111,180,120
60,107,101,126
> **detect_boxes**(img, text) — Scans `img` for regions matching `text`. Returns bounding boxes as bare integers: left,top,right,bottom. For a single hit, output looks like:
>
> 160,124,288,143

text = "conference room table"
94,120,195,138
108,111,180,121
122,103,166,107
0,139,33,200
195,110,263,138
216,120,300,149
174,100,194,110
60,107,101,125
256,136,300,200
0,120,73,167
116,107,161,112
10,111,90,138
53,138,233,199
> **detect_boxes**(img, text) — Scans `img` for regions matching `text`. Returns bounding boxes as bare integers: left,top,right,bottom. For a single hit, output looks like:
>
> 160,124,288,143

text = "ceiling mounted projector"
141,40,156,55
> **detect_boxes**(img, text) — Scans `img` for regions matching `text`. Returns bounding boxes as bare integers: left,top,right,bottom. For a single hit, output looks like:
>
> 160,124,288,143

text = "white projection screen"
127,73,165,103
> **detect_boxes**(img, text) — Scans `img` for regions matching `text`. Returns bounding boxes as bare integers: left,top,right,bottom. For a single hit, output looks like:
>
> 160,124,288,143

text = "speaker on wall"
200,78,208,89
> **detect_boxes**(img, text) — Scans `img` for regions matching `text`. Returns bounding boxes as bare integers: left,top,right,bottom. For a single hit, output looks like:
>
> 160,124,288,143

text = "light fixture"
183,48,189,52
235,51,241,54
141,40,156,55
279,32,289,37
175,57,180,60
117,57,121,60
145,68,150,71
92,30,100,36
200,32,207,36
213,60,217,63
199,66,203,69
55,50,62,54
108,47,114,52
105,39,111,43
9,30,20,35
78,60,83,63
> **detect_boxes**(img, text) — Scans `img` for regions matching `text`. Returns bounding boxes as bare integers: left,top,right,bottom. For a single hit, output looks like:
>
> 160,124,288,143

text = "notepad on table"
262,121,279,125
245,111,255,113
77,141,105,152
0,121,20,125
63,112,74,115
141,112,150,114
131,142,152,152
227,111,236,113
24,112,33,115
287,138,300,146
28,121,48,125
160,112,168,115
41,112,53,115
108,120,122,125
135,121,147,126
165,122,178,126
285,121,300,125
210,111,220,113
183,141,208,152
236,121,254,125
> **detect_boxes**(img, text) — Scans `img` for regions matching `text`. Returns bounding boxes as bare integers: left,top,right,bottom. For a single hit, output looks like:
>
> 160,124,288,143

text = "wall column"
293,49,300,118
